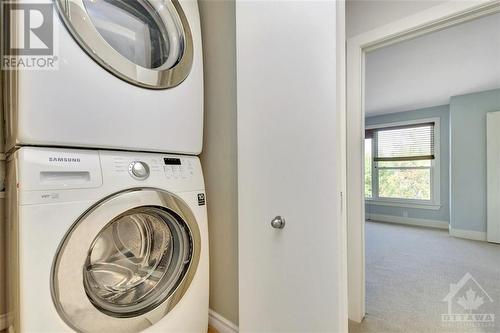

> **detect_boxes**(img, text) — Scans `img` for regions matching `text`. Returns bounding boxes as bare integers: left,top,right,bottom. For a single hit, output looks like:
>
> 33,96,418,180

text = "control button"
129,161,150,180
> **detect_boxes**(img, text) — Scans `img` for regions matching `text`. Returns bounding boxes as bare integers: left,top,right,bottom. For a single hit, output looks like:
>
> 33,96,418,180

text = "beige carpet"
349,221,500,333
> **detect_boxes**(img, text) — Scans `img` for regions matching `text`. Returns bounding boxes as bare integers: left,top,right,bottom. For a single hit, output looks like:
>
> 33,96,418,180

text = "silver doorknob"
271,216,286,229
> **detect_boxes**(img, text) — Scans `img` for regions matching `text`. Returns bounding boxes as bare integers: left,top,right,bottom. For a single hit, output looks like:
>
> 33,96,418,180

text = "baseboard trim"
449,228,487,241
209,309,238,333
367,213,449,230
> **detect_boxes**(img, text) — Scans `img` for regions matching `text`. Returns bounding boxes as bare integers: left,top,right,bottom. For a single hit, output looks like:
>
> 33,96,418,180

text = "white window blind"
366,123,435,162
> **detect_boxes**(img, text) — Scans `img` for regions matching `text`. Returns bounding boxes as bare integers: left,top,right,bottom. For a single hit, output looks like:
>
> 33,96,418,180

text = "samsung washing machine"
6,147,209,332
4,0,203,154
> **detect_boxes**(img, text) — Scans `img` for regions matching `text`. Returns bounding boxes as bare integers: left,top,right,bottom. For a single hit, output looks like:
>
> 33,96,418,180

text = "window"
365,119,440,208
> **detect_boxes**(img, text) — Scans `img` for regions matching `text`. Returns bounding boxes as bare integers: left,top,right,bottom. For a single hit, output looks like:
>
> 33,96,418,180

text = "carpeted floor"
349,221,500,333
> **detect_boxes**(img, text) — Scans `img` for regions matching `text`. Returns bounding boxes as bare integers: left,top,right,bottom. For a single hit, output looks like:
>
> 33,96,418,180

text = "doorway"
346,0,500,330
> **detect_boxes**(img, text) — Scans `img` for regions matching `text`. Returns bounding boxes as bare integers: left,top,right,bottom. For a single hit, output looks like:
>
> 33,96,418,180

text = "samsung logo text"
49,157,81,162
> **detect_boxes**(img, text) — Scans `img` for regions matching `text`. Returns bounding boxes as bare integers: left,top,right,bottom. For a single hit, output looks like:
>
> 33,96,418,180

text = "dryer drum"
55,0,194,89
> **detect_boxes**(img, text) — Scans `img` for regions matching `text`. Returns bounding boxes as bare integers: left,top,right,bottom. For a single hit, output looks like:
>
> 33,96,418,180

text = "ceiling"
365,12,500,116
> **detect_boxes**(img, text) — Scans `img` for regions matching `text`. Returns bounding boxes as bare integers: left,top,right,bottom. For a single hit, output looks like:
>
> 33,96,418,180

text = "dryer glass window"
55,0,194,88
83,207,191,317
82,0,185,69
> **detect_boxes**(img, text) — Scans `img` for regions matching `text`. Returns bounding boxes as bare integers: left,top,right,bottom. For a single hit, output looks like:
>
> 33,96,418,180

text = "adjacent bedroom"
351,10,500,333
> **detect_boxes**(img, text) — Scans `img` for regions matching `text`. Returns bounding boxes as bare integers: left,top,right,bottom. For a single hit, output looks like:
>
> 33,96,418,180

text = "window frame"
365,117,441,210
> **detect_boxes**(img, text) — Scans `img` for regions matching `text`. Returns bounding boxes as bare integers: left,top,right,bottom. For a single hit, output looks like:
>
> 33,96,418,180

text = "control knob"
129,161,150,180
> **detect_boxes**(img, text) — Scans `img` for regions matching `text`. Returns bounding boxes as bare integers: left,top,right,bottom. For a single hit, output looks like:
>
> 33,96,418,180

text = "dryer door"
51,188,201,333
55,0,193,89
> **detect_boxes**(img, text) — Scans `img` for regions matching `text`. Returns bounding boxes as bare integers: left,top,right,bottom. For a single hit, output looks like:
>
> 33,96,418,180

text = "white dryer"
6,147,209,332
4,0,203,154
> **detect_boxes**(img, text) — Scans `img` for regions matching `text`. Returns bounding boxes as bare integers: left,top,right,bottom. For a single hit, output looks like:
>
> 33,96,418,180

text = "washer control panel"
17,148,204,206
106,152,201,188
163,157,195,180
128,161,150,180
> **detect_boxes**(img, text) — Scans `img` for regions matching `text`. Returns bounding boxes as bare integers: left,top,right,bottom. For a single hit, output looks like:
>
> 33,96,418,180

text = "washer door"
55,0,193,89
51,189,201,333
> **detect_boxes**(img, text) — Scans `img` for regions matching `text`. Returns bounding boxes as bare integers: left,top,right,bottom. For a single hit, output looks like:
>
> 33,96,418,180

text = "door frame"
346,0,500,322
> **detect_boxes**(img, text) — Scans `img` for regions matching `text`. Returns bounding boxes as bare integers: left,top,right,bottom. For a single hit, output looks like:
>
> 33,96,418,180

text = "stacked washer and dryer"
5,1,208,332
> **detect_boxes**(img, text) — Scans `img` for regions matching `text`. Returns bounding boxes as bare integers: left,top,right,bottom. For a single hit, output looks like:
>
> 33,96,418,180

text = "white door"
487,111,500,243
236,1,346,331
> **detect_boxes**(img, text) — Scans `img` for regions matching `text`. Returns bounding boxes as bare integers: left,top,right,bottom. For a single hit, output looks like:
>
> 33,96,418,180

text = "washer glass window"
55,0,194,89
52,190,201,332
84,207,191,317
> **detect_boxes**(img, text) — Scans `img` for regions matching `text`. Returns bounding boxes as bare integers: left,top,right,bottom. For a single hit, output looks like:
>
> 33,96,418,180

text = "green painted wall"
450,89,500,233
